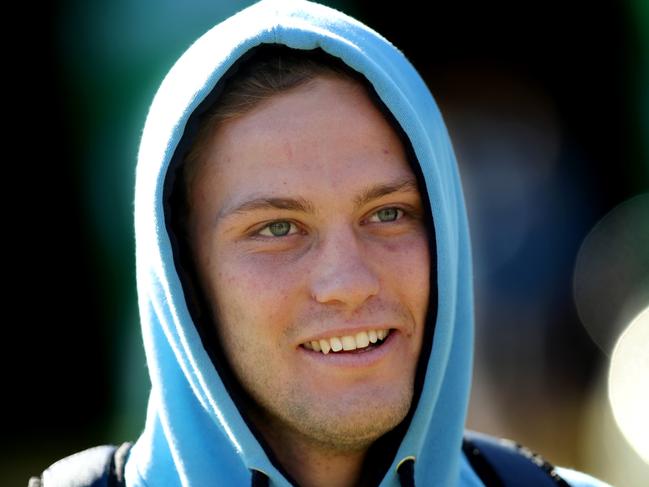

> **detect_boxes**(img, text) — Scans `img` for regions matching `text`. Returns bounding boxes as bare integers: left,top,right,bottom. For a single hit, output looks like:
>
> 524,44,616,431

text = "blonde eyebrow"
216,177,420,224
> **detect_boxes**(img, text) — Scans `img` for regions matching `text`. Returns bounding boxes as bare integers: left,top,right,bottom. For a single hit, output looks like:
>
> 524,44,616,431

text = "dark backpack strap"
27,442,132,487
463,431,570,487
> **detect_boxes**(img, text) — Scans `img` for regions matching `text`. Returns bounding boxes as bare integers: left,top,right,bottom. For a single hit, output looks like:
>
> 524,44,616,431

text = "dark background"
5,1,648,485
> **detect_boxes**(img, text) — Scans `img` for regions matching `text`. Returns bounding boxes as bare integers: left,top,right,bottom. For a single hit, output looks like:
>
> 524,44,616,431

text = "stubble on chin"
244,376,415,456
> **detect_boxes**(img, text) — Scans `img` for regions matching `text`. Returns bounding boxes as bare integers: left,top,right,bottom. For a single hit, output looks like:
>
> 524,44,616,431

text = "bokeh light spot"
608,305,649,463
573,194,649,354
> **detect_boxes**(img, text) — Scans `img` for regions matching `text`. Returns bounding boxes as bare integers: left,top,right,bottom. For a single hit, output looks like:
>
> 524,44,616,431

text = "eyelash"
253,206,408,238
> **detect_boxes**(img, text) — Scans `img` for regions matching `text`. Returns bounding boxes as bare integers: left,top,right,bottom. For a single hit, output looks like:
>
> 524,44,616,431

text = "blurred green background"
5,1,648,485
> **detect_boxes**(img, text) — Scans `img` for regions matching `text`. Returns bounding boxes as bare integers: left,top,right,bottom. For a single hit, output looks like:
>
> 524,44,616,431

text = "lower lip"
298,330,399,367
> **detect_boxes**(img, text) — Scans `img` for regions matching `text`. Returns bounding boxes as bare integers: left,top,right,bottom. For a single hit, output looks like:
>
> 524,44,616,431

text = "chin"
290,387,414,452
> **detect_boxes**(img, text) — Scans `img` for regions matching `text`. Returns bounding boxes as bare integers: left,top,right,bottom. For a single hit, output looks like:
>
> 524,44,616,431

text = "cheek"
381,234,430,288
211,251,305,333
373,233,431,322
405,243,430,325
411,236,431,294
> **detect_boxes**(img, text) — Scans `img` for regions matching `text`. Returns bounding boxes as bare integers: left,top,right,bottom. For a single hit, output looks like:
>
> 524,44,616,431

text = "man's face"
187,76,430,452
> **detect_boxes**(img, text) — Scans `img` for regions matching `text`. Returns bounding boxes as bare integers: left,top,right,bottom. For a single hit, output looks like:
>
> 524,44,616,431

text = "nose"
309,225,380,309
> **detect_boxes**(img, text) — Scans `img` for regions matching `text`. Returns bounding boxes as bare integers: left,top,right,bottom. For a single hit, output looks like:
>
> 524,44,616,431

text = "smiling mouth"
301,329,392,355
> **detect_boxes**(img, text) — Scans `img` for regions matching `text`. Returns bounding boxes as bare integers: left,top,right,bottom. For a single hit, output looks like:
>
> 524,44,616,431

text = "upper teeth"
302,329,390,354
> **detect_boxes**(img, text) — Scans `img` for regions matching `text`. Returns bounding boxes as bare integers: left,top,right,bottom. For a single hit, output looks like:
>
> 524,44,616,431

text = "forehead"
191,76,418,213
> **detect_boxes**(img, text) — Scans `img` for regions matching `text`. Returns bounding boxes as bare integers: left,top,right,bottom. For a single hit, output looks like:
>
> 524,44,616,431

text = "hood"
126,0,474,485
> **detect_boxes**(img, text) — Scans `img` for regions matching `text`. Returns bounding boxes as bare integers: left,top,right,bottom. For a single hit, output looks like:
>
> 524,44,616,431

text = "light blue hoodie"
125,1,609,486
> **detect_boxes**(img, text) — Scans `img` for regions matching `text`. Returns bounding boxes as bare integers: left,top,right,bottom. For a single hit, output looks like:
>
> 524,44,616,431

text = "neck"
251,412,370,487
276,437,367,487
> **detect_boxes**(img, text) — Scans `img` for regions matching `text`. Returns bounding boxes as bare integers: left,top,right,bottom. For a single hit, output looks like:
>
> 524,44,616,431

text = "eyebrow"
217,177,420,224
223,196,316,219
353,178,420,208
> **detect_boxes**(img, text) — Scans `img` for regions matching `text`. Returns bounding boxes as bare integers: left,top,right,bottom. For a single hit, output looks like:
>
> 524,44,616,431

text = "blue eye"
258,221,296,237
369,207,403,223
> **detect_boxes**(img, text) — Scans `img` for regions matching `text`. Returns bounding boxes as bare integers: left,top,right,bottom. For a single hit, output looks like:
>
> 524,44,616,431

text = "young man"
30,1,610,485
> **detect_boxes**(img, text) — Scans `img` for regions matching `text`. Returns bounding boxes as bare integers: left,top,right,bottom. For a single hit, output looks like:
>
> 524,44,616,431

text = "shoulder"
461,430,608,487
555,467,613,487
28,443,132,487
